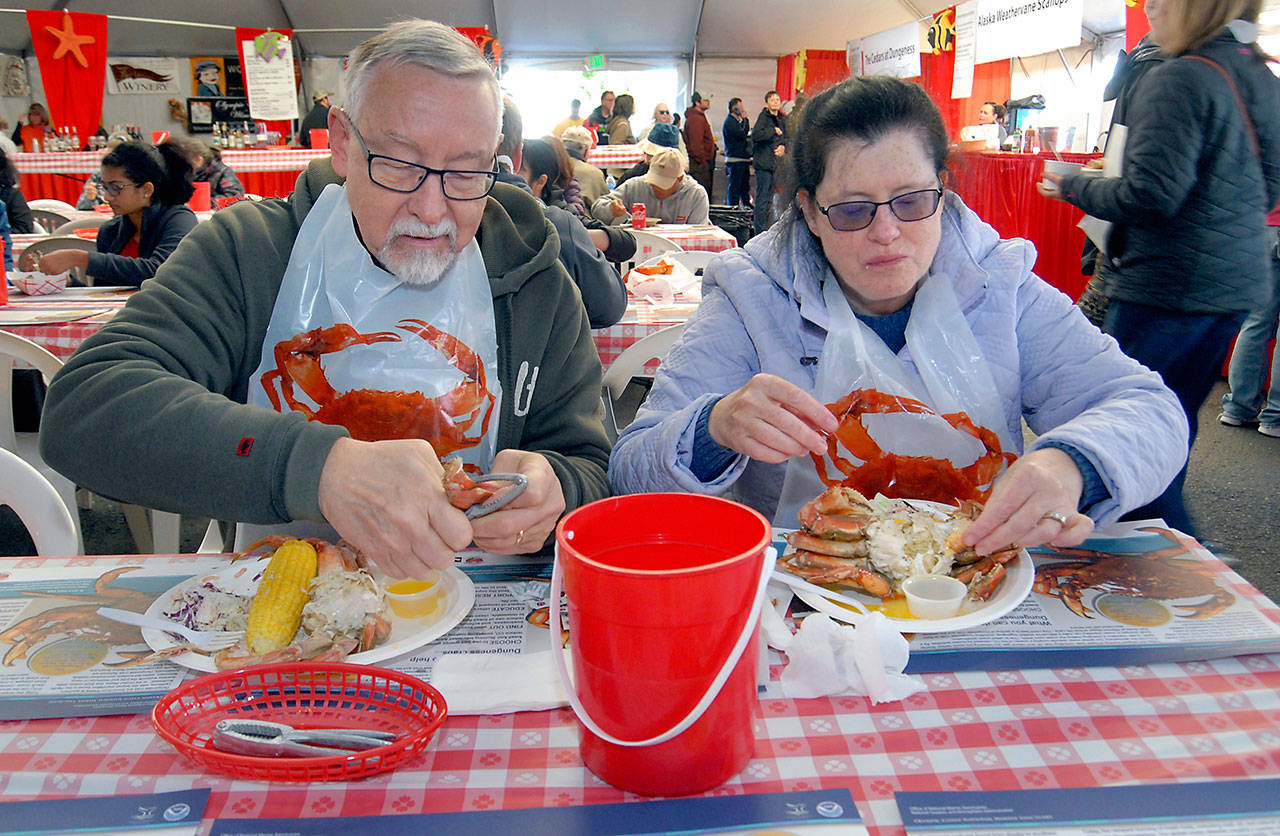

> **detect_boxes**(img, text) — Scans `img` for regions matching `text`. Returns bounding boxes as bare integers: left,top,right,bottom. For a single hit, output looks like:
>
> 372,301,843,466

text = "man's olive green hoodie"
41,159,611,535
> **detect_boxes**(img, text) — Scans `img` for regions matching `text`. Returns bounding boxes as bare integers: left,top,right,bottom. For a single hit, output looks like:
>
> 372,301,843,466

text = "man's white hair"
343,19,502,146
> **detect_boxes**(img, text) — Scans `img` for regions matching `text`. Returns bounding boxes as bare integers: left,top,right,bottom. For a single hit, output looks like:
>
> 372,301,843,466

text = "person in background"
172,136,245,200
722,96,752,208
683,91,716,197
24,140,197,286
605,94,636,146
561,125,608,206
0,200,12,271
1038,0,1280,535
299,90,333,147
977,101,1008,145
40,20,611,577
750,90,786,235
552,99,584,136
497,96,629,328
591,146,709,226
1076,30,1167,327
11,102,52,151
522,136,631,327
609,76,1187,554
637,102,688,159
585,91,615,133
617,121,683,187
0,149,33,233
1220,205,1280,438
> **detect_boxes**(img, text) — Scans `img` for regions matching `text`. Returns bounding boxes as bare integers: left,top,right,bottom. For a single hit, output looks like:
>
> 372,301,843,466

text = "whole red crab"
261,318,495,456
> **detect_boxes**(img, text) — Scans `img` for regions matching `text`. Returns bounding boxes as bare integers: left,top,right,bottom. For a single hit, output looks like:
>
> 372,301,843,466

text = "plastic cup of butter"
384,571,445,620
901,575,967,620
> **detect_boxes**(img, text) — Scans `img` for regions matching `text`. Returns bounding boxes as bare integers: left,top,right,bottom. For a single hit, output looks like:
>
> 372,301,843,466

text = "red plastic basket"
151,662,447,782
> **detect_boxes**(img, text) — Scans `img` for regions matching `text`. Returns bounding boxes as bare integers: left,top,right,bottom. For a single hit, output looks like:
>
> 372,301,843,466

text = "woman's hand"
962,447,1093,555
708,374,837,463
36,249,90,276
1036,171,1065,200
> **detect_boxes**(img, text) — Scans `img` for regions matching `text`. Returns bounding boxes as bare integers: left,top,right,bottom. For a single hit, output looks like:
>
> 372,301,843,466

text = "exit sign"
585,54,605,70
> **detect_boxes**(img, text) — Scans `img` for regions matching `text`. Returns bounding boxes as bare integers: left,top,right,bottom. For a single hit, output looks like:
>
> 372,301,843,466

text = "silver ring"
1041,511,1069,526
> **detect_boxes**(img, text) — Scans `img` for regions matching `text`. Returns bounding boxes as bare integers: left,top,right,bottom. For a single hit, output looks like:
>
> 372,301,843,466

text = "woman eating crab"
608,76,1188,570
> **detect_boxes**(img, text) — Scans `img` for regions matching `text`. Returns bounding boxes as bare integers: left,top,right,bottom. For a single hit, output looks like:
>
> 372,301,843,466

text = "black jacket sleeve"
88,205,199,287
4,187,33,234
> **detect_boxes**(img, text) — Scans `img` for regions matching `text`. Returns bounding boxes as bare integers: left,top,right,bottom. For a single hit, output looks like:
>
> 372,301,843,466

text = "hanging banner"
975,0,1084,65
25,9,107,148
107,57,178,94
1125,0,1150,51
235,27,299,121
862,20,922,79
951,3,977,99
846,40,863,77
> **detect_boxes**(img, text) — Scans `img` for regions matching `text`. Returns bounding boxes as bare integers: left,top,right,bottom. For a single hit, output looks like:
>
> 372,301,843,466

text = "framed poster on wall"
186,97,252,132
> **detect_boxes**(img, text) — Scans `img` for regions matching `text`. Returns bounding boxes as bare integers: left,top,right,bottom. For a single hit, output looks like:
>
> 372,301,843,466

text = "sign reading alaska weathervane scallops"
973,0,1084,64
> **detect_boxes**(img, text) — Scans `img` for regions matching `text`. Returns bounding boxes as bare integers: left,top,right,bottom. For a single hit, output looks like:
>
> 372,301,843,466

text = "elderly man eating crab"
40,20,611,578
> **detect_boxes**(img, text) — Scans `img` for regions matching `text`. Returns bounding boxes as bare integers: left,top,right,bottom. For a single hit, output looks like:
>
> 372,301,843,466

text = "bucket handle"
549,544,774,748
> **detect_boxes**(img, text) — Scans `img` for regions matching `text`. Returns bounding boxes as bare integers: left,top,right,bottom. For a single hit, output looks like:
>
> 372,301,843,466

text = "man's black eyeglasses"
340,108,497,200
817,186,944,232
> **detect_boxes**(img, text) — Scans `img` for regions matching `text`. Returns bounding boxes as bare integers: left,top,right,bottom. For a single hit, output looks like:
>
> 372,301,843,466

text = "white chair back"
28,199,78,213
29,209,71,235
623,229,685,274
0,447,79,555
601,324,684,440
52,216,109,236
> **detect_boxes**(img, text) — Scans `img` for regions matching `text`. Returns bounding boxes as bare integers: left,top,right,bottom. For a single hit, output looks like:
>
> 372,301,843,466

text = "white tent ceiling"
1,0,1130,60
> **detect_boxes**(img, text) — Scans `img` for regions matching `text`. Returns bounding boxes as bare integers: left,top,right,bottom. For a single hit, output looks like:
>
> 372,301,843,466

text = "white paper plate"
142,557,475,672
790,549,1032,633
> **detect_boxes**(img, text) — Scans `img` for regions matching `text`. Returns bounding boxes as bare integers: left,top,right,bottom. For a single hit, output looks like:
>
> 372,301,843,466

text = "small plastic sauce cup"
385,573,444,620
901,575,967,620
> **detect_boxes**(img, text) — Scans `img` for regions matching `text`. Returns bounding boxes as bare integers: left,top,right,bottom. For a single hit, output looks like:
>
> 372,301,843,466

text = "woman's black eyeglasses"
340,108,497,200
817,187,944,232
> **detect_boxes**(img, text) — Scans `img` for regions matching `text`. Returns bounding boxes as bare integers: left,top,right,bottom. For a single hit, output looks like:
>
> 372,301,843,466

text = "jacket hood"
287,159,560,298
1105,35,1167,101
739,192,1033,322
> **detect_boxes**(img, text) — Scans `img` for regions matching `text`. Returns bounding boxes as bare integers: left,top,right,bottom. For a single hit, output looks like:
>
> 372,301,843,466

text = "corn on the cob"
246,539,318,654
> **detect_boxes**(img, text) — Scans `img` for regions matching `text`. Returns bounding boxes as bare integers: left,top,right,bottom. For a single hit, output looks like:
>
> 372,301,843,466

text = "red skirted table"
949,151,1099,302
12,149,333,203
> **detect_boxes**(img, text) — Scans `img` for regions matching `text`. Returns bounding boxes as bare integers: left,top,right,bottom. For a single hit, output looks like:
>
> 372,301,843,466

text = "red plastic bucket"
551,493,770,796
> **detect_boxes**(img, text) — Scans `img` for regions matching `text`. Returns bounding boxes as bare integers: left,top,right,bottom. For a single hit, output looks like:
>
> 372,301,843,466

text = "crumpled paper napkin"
430,650,571,715
761,585,924,704
626,258,702,304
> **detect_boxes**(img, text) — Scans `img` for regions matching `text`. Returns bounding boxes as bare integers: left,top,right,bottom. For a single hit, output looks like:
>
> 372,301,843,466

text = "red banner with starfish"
1125,0,1150,51
26,9,108,149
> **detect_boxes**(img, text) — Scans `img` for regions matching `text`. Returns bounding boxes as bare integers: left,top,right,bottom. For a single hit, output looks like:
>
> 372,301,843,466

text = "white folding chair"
27,199,78,213
627,249,715,283
0,331,83,552
601,323,685,440
51,216,109,236
623,229,685,275
28,209,71,235
0,448,80,556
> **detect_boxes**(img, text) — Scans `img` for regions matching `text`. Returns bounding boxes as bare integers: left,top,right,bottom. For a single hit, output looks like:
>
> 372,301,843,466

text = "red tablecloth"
12,149,332,203
950,151,1098,301
586,144,645,168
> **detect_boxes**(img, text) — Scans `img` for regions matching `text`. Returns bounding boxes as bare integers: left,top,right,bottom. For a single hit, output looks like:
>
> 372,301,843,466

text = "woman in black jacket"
0,149,33,233
1040,0,1280,535
27,140,198,287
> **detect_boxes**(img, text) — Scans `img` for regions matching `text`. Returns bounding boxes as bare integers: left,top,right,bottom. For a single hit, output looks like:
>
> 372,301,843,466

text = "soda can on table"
631,203,647,229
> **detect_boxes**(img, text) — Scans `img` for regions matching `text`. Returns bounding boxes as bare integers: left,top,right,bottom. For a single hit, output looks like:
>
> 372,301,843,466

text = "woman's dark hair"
780,76,949,214
522,137,570,202
101,140,195,206
613,93,635,119
983,101,1007,121
0,149,16,190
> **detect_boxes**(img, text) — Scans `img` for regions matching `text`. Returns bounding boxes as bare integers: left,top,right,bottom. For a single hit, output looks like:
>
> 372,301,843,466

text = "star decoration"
45,12,96,69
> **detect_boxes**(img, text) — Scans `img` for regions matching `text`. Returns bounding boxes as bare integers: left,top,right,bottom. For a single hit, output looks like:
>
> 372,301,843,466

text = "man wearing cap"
42,20,612,578
617,121,683,187
591,146,709,226
560,126,608,206
299,90,334,148
683,92,716,197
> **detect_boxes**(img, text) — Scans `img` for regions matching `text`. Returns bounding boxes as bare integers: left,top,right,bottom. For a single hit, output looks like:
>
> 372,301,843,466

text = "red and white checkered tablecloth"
585,144,645,168
592,303,694,373
643,224,738,253
12,149,331,175
0,293,130,359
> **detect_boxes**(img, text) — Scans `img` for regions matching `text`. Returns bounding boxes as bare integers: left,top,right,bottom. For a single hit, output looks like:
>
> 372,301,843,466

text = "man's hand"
774,126,782,136
470,449,566,554
82,181,99,203
37,249,90,276
318,437,471,577
608,198,627,218
962,447,1093,555
773,145,785,157
709,374,836,463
